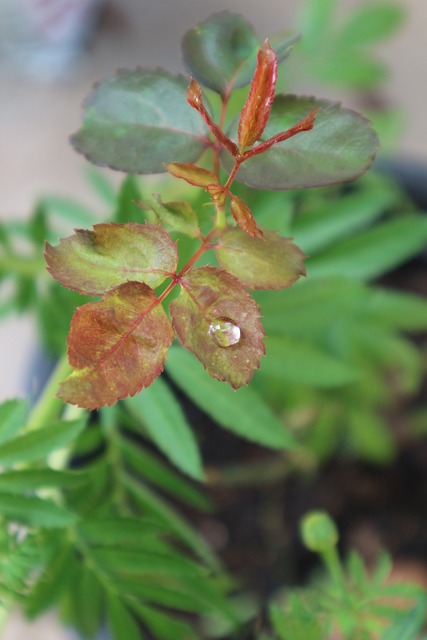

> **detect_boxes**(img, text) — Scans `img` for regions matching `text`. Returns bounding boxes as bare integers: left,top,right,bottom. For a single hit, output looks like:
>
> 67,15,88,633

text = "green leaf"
90,547,206,579
26,544,76,618
0,469,91,492
0,419,85,467
182,12,298,95
114,175,144,223
28,202,49,247
292,184,397,254
141,194,200,238
338,3,405,47
118,436,210,510
58,282,174,409
40,196,95,226
216,228,306,289
182,12,259,94
124,376,203,480
315,51,387,89
45,222,177,295
307,214,427,281
121,472,220,570
37,284,90,358
362,288,427,332
71,566,104,639
347,410,395,463
132,602,198,640
346,324,421,393
297,0,337,48
71,68,208,174
0,494,77,528
107,595,141,640
261,336,358,387
77,517,166,547
85,166,116,206
171,266,265,389
381,596,427,640
269,599,323,640
0,399,27,446
166,345,296,450
222,95,379,190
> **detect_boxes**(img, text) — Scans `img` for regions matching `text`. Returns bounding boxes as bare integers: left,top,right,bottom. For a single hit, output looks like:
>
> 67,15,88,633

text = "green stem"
25,354,71,432
321,546,345,591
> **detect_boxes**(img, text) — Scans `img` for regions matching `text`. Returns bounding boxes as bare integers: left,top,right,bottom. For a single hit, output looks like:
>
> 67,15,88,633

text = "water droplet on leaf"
208,317,241,348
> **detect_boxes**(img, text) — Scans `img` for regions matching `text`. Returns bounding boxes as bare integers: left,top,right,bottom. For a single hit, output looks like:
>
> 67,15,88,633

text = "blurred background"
0,0,426,637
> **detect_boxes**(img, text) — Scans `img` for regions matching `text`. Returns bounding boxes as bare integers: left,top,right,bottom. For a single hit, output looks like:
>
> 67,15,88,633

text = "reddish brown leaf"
170,266,265,389
238,40,278,151
216,227,306,290
165,162,219,189
45,223,177,296
58,282,174,409
186,79,239,157
229,194,263,238
244,108,319,159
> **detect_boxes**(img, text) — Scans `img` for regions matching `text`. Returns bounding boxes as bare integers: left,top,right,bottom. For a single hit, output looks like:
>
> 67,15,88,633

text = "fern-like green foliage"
0,3,426,639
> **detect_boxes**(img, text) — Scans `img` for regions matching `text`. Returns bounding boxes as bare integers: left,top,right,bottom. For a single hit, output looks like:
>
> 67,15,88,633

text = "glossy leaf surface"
59,282,174,409
71,69,208,174
216,227,306,289
45,223,177,295
182,12,297,94
238,40,278,150
182,12,259,94
222,95,379,189
170,266,265,388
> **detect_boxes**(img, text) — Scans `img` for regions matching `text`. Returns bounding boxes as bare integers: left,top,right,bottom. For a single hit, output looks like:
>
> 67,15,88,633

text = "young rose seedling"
45,12,379,410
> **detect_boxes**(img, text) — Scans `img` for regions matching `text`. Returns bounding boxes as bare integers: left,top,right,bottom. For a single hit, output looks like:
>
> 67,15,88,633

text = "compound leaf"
166,345,296,450
182,12,259,94
170,266,265,388
182,12,297,94
0,493,77,528
0,419,85,467
222,95,379,190
0,399,27,446
216,227,306,289
71,68,209,174
58,282,174,409
45,223,177,296
338,2,405,47
107,596,141,640
124,376,203,480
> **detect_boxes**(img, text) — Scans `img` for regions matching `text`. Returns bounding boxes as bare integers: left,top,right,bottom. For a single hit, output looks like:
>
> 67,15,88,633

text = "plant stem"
321,546,345,591
25,354,71,432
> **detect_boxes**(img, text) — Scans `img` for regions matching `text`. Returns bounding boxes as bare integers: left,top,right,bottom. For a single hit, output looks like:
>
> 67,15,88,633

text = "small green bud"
300,510,339,553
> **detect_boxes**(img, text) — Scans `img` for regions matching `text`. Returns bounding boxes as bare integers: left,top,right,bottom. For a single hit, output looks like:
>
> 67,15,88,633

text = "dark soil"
185,249,427,605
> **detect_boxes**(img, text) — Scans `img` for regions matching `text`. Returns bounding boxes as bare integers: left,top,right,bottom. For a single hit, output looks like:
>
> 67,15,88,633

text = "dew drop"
208,317,241,348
